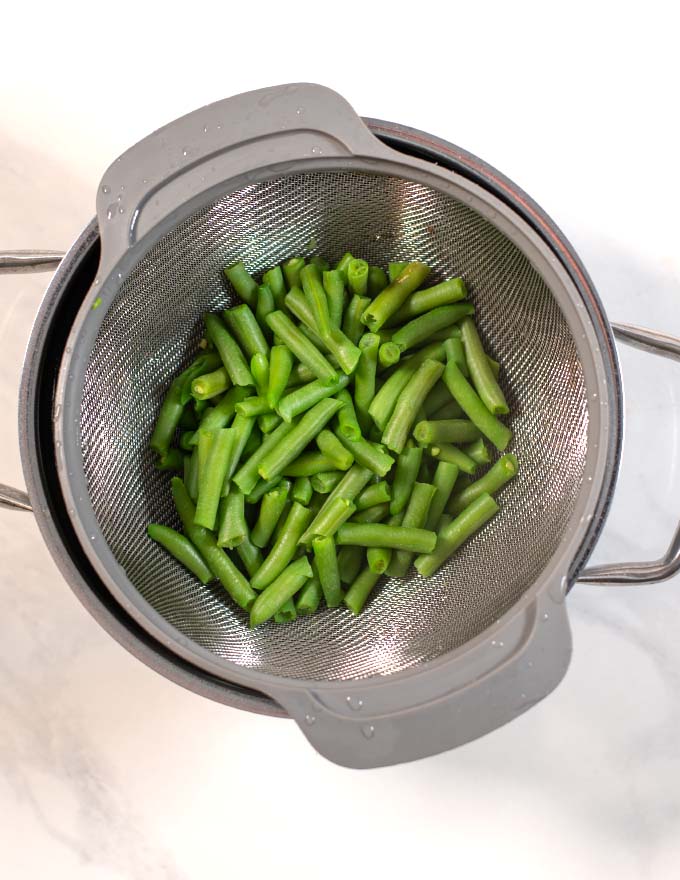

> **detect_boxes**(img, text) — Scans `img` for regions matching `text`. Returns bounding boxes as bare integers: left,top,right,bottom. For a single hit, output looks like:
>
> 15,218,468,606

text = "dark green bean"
232,420,295,494
390,442,423,515
224,303,269,358
223,415,256,484
338,546,364,585
301,263,332,337
347,258,369,297
147,523,213,583
368,266,388,296
369,343,447,429
342,294,371,345
344,567,382,615
296,576,322,615
235,534,263,578
251,480,291,548
391,303,475,353
262,266,287,310
361,261,430,332
192,386,250,442
292,476,313,506
224,262,258,307
447,453,518,516
422,381,455,418
312,535,344,607
150,377,185,457
387,277,468,326
217,490,247,548
179,431,195,452
277,374,349,423
442,360,512,451
185,447,199,501
194,428,233,530
251,503,313,591
316,429,354,470
460,317,509,415
310,471,344,494
432,400,465,420
155,449,184,471
282,256,305,291
245,475,283,505
250,556,313,627
204,313,253,388
415,493,499,577
309,255,330,273
382,359,444,454
353,333,381,434
265,311,337,385
387,482,437,576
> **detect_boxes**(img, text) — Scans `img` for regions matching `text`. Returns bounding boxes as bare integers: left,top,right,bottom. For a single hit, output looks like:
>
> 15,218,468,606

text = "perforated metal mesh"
80,170,588,681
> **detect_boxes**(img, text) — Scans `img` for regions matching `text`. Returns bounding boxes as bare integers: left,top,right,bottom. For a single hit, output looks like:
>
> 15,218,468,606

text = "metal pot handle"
577,323,680,585
0,250,65,512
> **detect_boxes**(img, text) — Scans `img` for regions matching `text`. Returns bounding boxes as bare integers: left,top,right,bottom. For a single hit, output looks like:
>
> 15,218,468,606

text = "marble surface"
2,4,680,877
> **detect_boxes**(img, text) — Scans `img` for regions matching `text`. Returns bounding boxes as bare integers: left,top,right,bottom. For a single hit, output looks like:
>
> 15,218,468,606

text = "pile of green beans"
148,253,518,626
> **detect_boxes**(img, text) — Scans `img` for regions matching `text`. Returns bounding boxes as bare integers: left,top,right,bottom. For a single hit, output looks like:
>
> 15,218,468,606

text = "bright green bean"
355,481,391,510
334,251,354,283
267,345,294,410
389,442,423,515
179,430,194,452
250,503,313,591
281,452,339,477
300,465,373,543
316,429,354,470
192,386,250,442
391,303,475,353
354,333,380,434
262,266,287,310
150,379,184,456
335,431,395,477
366,513,402,574
147,524,213,583
382,359,444,454
235,533,263,577
342,294,371,345
344,567,382,615
155,449,184,471
276,374,348,423
387,482,437,576
443,336,469,378
460,317,509,415
258,412,282,434
336,522,436,554
258,398,343,481
422,382,454,418
310,471,344,494
423,461,460,531
413,418,481,446
245,475,283,505
250,353,269,398
428,443,477,474
301,263,332,337
274,598,298,623
251,480,291,547
265,311,337,385
250,556,313,627
222,415,256,486
232,420,295,494
369,342,447,429
224,303,269,359
224,262,258,307
368,266,388,296
463,437,491,465
217,490,247,548
323,270,346,327
442,360,511,452
312,535,344,607
178,352,223,406
185,447,199,501
350,503,390,524
378,342,401,368
204,313,253,388
296,575,322,615
292,476,313,506
415,493,499,577
235,396,271,418
194,428,233,530
196,429,215,500
308,496,355,538
347,258,369,297
387,277,468,326
388,261,408,282
447,453,518,516
282,257,305,291
361,261,430,332
191,367,230,400
336,389,362,441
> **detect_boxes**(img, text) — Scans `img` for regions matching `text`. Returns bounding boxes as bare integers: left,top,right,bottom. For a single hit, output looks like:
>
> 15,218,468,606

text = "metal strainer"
5,84,680,767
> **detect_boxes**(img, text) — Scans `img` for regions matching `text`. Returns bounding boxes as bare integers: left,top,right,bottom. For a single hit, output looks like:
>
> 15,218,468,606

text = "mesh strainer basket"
7,84,680,768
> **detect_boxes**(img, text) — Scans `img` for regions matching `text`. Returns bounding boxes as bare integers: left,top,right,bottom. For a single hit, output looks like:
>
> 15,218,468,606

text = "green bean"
310,471,344,494
235,396,271,418
352,333,380,433
366,513,402,574
245,475,283,504
308,496,356,538
242,426,262,460
194,429,233,530
196,429,215,496
150,377,185,456
274,598,298,623
388,261,408,282
361,261,430,332
204,313,253,388
179,430,195,452
250,353,269,398
342,294,371,345
337,523,435,555
421,462,458,531
337,546,364,585
420,325,463,345
285,286,325,337
171,478,256,610
232,420,295,494
387,482,437,576
343,567,382,615
299,464,373,543
415,493,499,577
347,258,369,297
271,500,292,545
222,415,256,486
413,419,481,446
217,490,247,548
258,398,343,482
155,449,184,471
378,342,401,369
224,303,269,359
250,503,313,591
312,535,344,607
325,326,361,375
432,400,464,420
310,255,330,273
368,266,388,296
428,443,477,474
389,442,423,515
336,389,362,441
224,262,258,307
443,336,469,378
148,523,214,583
296,575,322,615
369,343,447,429
235,532,263,577
301,263,332,337
185,447,199,501
447,453,518,516
387,277,468,326
487,355,500,379
250,556,313,627
258,412,281,434
355,481,391,510
281,452,339,477
277,374,349,423
190,367,230,400
442,360,512,451
286,287,358,372
382,359,444,454
335,431,395,477
351,503,390,524
323,270,346,327
178,352,223,406
422,382,454,419
334,251,354,283
463,437,491,466
262,266,287,310
282,256,305,291
265,311,337,384
249,481,289,548
459,317,508,415
391,303,475,354
266,345,294,411
192,386,250,441
292,476,313,506
316,428,354,470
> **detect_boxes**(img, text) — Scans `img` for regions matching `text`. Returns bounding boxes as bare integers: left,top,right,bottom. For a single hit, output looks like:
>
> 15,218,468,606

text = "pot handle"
577,323,680,585
0,250,65,511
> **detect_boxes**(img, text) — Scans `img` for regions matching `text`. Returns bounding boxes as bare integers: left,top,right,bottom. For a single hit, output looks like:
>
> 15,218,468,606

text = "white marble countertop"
2,4,680,878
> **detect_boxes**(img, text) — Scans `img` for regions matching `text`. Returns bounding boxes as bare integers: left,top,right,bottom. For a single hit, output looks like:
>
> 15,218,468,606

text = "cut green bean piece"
342,294,371,345
361,261,430,332
236,534,263,578
224,262,258,307
382,359,444,454
150,378,184,456
185,447,199,501
155,449,184,471
388,261,408,282
191,367,230,400
368,266,388,296
300,464,373,543
251,480,291,548
180,430,194,452
336,389,362,441
301,263,332,338
422,381,455,418
415,493,499,577
265,311,337,385
281,452,339,477
310,255,330,273
245,475,283,505
424,461,459,532
192,386,250,441
447,453,518,516
235,396,271,418
387,277,468,326
366,513,402,574
274,598,298,623
263,266,287,310
460,317,509,415
250,353,269,398
232,420,295,495
277,374,349,423
487,355,500,379
196,429,215,500
428,443,477,475
217,490,247,548
442,360,512,451
224,303,269,359
334,251,354,283
391,303,475,353
335,431,395,477
282,257,305,291
337,546,364,585
296,575,322,615
347,258,369,297
337,522,436,554
432,400,465,420
204,313,254,388
344,567,382,615
258,412,281,434
378,342,401,368
310,471,344,494
443,336,469,378
308,496,356,539
258,398,343,481
171,478,256,610
222,415,256,487
250,556,313,627
323,270,346,327
292,476,313,506
194,428,233,530
354,333,381,434
312,535,344,607
413,418,481,446
463,437,491,466
148,524,213,583
316,428,354,470
178,352,223,406
369,343,446,429
387,482,437,577
267,345,294,410
251,503,313,591
355,480,391,510
350,503,390,524
390,443,423,515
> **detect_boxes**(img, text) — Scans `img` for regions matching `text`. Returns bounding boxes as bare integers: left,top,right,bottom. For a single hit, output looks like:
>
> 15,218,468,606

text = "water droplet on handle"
361,724,375,739
101,184,110,194
53,404,62,421
304,713,316,726
346,696,363,711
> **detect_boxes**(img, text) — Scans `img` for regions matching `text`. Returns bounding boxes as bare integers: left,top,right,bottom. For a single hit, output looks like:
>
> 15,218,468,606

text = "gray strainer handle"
0,251,65,511
578,322,680,585
95,83,395,285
